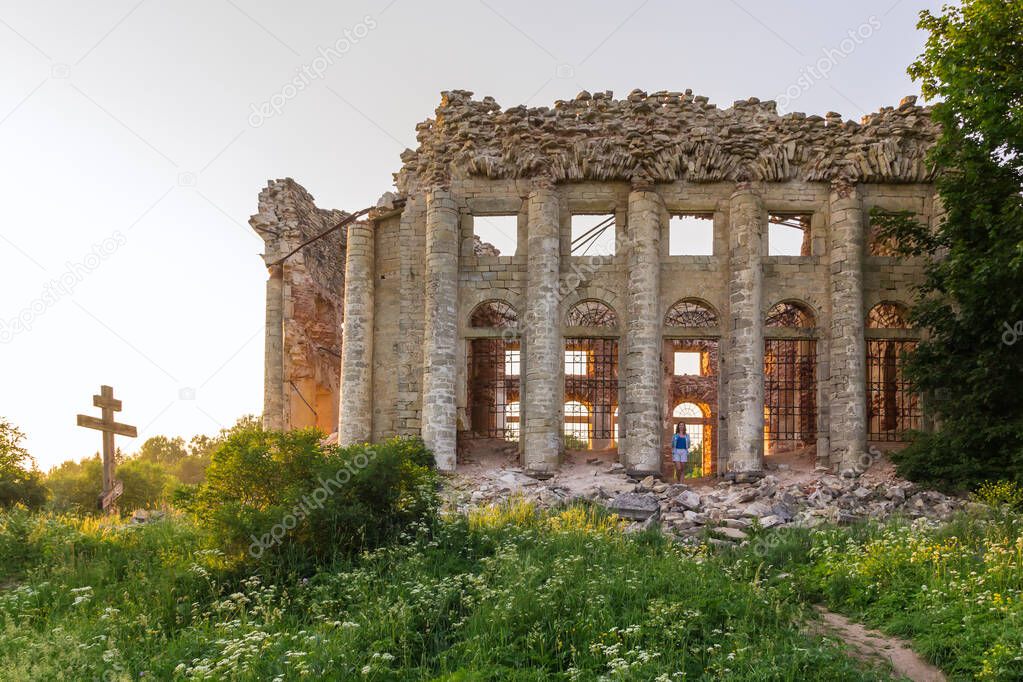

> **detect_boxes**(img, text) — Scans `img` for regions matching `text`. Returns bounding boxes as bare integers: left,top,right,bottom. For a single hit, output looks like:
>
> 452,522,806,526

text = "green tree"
135,435,189,466
0,418,46,509
45,455,172,513
116,458,173,510
873,0,1023,488
44,455,103,513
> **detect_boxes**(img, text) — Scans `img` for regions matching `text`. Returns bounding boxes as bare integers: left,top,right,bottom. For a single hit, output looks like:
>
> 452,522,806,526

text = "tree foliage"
0,418,46,509
873,0,1023,488
44,415,260,514
135,435,189,466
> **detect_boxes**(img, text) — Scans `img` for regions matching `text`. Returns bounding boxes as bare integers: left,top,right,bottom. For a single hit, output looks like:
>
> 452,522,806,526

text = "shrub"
0,506,42,578
186,428,439,568
975,480,1023,509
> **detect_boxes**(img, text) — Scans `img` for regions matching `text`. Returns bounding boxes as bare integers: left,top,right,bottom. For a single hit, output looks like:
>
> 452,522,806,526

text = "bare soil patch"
810,606,946,682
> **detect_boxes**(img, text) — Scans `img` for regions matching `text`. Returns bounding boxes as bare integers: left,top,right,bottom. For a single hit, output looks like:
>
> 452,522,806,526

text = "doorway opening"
764,301,818,456
669,400,713,479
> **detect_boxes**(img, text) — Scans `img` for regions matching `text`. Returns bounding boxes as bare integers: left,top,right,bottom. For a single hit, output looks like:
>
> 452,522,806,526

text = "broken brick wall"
250,178,346,434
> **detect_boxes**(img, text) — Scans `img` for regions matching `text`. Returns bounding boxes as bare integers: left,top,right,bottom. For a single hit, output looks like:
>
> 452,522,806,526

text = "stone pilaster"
828,182,867,473
623,188,663,476
726,184,765,473
263,263,285,431
523,186,561,475
338,221,375,444
421,191,459,470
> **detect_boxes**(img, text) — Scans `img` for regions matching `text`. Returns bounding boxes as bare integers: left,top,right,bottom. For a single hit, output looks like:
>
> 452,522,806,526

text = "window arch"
672,402,706,418
565,400,590,418
469,300,519,328
765,301,816,328
867,301,910,329
566,300,618,328
664,299,718,327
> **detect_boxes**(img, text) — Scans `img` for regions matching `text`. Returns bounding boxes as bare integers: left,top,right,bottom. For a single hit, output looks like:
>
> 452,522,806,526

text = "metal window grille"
764,339,817,445
867,339,921,441
664,300,717,327
566,300,618,327
467,338,521,441
469,300,519,328
564,338,619,447
866,302,909,329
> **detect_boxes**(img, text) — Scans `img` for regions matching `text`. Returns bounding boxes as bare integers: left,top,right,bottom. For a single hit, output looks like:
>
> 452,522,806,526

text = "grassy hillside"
0,503,891,681
3,432,1023,679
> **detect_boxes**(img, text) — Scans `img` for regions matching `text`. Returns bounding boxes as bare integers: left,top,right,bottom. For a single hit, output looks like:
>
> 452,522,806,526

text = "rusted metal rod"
268,205,375,267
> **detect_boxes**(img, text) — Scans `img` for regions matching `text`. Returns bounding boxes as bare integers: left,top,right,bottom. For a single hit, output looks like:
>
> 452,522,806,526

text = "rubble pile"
444,459,966,545
398,89,940,191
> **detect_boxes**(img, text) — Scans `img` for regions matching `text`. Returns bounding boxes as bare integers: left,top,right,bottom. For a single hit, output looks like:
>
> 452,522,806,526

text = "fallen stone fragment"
713,526,749,541
675,490,703,511
608,492,661,521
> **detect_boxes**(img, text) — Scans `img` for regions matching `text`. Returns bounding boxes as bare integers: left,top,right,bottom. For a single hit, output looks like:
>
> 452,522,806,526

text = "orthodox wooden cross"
76,385,137,511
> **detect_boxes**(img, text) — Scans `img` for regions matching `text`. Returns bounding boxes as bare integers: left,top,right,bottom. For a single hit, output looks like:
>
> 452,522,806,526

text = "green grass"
720,505,1023,681
0,503,889,681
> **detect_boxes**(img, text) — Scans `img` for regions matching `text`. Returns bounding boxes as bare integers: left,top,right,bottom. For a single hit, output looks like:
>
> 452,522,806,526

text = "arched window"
867,302,909,329
672,402,704,418
765,301,815,328
764,302,818,451
664,299,718,327
564,401,590,447
469,300,519,328
866,301,919,440
566,300,618,327
565,401,589,418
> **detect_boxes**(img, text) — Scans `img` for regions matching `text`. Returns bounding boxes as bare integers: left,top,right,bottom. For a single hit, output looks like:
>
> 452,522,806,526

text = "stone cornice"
395,89,939,193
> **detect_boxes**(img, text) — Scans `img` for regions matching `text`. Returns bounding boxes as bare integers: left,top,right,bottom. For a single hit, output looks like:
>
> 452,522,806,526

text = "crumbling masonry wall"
250,179,346,433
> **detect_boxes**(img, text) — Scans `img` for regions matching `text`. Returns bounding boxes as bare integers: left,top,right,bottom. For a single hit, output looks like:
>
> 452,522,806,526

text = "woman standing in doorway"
672,423,690,481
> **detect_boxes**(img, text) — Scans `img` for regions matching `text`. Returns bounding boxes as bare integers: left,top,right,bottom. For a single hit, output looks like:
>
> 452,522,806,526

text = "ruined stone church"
249,89,939,479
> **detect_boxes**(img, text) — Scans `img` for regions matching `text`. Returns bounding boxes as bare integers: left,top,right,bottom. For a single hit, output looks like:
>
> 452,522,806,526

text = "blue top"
673,433,690,450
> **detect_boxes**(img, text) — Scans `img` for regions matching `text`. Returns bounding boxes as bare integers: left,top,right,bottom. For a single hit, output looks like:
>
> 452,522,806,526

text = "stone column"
523,186,561,476
623,187,663,476
263,263,285,431
726,184,765,473
422,191,459,470
338,221,375,444
828,182,867,473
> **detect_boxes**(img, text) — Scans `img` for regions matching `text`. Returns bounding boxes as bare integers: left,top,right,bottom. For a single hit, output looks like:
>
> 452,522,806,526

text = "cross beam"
76,385,136,511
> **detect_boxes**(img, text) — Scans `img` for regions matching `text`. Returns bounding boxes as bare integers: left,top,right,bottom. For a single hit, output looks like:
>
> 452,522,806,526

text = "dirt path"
811,606,946,681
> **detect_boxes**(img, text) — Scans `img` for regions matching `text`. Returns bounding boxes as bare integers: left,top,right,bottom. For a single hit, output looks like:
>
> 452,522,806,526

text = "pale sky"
0,0,943,469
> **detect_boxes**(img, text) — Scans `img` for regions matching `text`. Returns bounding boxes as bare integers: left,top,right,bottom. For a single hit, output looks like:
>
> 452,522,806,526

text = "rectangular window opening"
768,213,812,256
669,213,714,255
673,351,703,376
473,215,518,257
571,214,616,256
565,350,589,376
867,211,907,257
504,349,520,377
